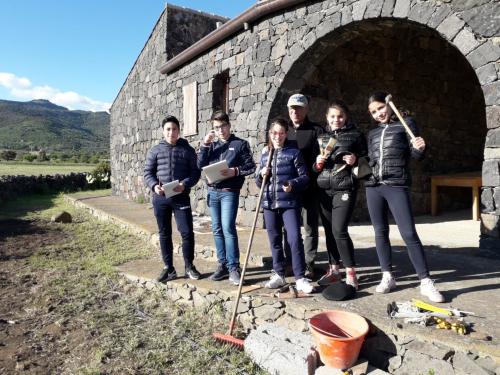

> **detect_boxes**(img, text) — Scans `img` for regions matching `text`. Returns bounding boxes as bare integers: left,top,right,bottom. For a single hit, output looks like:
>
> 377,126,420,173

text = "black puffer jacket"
256,141,310,210
365,117,424,187
144,138,201,193
315,123,368,193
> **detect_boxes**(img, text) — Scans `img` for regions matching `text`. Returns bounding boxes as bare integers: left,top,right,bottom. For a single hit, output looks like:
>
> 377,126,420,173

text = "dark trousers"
284,189,319,266
264,207,306,280
319,189,356,267
366,185,429,279
152,193,195,269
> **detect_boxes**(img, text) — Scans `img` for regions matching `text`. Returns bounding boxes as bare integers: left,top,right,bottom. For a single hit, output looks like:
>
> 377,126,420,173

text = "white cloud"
0,72,111,112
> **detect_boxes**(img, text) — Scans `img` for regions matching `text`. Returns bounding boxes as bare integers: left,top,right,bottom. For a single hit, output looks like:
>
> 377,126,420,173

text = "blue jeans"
152,193,195,269
208,190,240,271
264,207,306,280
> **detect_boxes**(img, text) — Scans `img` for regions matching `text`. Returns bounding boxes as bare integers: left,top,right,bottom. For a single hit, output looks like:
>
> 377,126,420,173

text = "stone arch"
257,0,493,221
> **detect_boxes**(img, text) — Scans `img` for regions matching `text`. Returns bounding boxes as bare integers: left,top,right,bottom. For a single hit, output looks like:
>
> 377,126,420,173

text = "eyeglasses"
270,131,286,137
213,123,229,131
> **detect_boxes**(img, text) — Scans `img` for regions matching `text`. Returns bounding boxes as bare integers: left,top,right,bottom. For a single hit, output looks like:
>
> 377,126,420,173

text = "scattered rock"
51,211,72,223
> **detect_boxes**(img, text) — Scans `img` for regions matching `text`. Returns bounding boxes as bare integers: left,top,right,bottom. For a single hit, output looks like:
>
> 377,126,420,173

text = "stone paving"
66,192,500,373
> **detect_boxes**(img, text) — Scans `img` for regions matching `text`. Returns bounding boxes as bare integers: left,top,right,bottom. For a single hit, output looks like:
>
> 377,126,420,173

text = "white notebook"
162,180,181,198
202,160,229,184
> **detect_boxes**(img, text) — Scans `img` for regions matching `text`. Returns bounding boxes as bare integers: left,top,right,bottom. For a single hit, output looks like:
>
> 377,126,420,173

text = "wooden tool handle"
385,95,416,140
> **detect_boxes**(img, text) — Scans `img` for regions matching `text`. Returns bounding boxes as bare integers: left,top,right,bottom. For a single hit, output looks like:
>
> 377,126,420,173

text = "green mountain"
0,99,109,152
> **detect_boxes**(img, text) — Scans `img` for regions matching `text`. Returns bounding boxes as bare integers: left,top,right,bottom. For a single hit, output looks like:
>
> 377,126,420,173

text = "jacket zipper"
272,148,279,209
378,125,388,180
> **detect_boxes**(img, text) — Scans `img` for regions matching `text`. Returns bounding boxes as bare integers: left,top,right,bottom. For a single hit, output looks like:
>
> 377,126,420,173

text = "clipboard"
162,180,181,198
202,160,229,184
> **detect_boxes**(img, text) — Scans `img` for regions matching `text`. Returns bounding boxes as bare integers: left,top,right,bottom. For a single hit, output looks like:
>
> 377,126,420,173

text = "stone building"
110,0,500,251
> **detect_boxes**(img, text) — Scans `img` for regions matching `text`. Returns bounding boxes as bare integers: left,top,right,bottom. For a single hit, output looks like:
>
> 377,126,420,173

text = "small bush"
0,150,17,161
86,162,111,189
24,154,37,162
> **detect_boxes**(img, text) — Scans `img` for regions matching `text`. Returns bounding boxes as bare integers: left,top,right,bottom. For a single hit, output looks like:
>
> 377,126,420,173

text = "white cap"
287,94,308,107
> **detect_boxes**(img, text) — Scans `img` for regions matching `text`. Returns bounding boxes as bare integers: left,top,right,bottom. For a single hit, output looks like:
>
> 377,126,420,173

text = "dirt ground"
0,196,264,375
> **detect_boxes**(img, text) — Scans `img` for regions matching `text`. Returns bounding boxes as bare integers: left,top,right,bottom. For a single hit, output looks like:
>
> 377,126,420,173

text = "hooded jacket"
144,138,201,193
255,141,309,209
365,117,424,187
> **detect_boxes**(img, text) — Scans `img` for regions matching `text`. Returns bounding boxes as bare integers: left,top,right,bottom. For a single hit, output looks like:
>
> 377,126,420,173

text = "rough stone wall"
110,5,226,203
111,0,500,244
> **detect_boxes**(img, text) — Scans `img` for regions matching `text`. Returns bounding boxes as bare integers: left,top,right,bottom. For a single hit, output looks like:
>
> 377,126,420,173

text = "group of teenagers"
143,91,445,304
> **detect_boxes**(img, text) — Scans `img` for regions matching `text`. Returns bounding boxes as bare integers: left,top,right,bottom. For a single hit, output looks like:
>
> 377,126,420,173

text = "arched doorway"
269,18,486,220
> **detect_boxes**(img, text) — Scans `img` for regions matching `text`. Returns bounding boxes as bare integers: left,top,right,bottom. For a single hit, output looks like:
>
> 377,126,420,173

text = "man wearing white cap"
286,93,323,278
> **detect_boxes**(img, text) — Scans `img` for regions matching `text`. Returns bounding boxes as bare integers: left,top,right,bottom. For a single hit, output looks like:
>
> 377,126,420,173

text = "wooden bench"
430,172,482,221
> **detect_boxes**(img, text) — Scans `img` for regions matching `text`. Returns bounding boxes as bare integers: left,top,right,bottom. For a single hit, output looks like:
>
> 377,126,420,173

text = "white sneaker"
265,271,286,289
375,272,396,293
420,278,445,303
296,278,314,294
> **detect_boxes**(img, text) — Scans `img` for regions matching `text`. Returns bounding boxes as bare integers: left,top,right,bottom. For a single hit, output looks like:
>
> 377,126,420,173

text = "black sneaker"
185,265,201,280
229,268,241,286
209,263,228,281
157,267,177,283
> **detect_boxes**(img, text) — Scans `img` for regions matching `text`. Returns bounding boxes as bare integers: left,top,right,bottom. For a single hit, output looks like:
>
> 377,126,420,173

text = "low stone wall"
0,174,88,204
123,273,499,375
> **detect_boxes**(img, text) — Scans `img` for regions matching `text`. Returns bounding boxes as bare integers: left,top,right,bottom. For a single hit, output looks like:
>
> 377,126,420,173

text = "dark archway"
270,18,486,220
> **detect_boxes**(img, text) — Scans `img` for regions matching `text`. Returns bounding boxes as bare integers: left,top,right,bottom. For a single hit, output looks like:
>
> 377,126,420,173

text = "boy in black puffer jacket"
144,115,201,283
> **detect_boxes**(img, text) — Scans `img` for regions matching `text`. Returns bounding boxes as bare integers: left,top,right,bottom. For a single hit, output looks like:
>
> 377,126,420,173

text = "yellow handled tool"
411,299,452,316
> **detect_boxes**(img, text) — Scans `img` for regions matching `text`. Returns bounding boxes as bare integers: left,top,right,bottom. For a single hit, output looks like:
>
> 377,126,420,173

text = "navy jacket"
144,138,201,193
315,123,368,193
256,141,310,209
197,134,256,190
365,117,424,187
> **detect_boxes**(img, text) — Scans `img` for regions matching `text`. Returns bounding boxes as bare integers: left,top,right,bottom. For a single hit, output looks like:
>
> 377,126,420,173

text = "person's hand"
411,137,426,151
154,184,164,195
343,153,357,166
203,131,216,145
260,167,270,177
316,154,327,165
173,183,185,193
220,168,236,177
282,182,292,193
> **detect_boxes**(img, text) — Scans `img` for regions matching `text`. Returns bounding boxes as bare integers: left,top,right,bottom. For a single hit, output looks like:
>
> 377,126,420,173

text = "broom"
213,147,275,348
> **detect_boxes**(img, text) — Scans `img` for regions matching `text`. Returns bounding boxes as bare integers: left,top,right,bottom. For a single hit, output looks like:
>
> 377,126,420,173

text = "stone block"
341,5,353,26
244,323,314,375
461,2,500,38
352,0,368,21
476,63,498,86
487,105,500,129
393,0,410,18
484,148,500,160
481,188,495,213
381,0,395,17
486,128,500,148
271,36,287,60
467,41,500,69
253,303,284,321
364,0,384,19
405,340,453,360
494,187,500,214
483,81,500,106
452,351,492,375
437,14,465,40
428,5,451,29
480,213,500,237
408,3,435,24
453,28,481,56
393,350,454,375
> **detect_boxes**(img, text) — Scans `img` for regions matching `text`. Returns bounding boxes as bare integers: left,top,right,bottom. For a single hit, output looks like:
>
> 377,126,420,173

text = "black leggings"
366,185,429,279
319,189,356,267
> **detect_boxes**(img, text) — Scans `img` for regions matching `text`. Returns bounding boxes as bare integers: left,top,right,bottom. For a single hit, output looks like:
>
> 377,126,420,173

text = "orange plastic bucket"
309,310,369,369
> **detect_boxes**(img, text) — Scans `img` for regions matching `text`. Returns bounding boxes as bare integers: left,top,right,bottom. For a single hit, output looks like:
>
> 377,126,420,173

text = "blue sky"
0,0,255,111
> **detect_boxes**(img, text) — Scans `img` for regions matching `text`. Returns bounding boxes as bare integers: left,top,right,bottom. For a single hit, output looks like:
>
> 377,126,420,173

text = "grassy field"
0,161,96,176
0,194,264,374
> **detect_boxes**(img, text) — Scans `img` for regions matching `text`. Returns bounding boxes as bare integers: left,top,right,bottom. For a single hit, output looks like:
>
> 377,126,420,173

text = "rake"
213,147,274,348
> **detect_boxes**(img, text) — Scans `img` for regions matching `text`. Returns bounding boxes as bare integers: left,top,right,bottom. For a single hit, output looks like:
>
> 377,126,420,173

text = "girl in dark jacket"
256,118,313,294
366,91,444,303
314,100,367,289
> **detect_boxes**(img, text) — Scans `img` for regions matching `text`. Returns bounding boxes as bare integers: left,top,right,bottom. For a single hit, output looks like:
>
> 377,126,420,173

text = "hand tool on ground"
254,284,313,299
213,147,274,349
385,94,416,140
411,299,476,317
